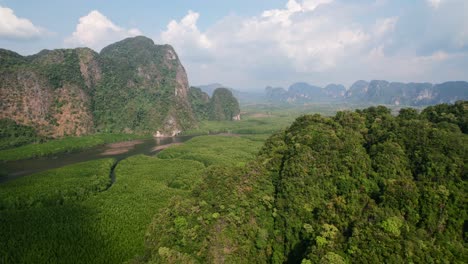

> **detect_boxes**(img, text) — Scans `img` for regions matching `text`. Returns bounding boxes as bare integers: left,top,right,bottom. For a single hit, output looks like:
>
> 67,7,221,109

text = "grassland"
0,134,266,263
157,135,266,167
181,109,295,135
0,133,147,161
181,102,396,136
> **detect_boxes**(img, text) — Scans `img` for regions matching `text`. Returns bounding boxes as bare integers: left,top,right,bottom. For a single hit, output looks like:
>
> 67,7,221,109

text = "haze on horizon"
1,0,467,90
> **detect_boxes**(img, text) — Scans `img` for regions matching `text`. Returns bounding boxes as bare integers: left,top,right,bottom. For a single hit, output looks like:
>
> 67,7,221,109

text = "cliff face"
0,48,97,137
95,36,195,135
0,36,196,137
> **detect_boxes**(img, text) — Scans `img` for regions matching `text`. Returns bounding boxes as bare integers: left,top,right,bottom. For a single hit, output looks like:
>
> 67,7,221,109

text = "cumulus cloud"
0,5,45,39
427,0,443,9
160,10,212,62
373,17,398,37
160,0,366,81
158,0,468,88
65,10,142,51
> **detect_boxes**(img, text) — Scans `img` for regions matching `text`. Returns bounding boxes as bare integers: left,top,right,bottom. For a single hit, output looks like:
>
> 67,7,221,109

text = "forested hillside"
0,36,198,138
94,36,196,135
189,87,241,121
139,101,467,263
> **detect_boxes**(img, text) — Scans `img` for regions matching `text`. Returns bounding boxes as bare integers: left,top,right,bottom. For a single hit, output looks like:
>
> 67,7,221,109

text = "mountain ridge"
0,36,241,138
265,80,468,106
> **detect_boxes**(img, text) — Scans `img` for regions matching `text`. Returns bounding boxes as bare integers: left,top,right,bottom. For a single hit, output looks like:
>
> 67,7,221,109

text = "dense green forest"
0,101,466,263
93,37,196,134
0,118,41,150
188,87,241,122
139,101,467,263
0,135,266,263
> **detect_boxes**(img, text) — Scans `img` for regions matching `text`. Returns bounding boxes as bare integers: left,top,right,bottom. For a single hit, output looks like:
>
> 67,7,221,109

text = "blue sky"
1,0,467,90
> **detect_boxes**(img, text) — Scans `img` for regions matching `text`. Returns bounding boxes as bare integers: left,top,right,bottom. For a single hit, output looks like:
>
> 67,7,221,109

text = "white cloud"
0,5,45,39
427,0,443,9
65,10,142,51
373,17,398,37
161,10,212,50
159,0,367,83
302,0,334,11
157,0,468,88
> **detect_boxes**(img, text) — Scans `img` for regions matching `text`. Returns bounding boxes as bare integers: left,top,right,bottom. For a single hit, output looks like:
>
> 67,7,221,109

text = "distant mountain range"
264,80,468,106
195,83,264,103
197,81,467,106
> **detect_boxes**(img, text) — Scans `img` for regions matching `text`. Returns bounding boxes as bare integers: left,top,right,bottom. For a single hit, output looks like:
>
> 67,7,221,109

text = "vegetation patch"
157,135,265,167
140,101,468,264
0,133,147,161
0,155,205,263
0,158,114,210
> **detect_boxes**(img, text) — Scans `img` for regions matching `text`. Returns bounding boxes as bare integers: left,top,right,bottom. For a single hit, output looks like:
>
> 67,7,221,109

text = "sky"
0,0,467,90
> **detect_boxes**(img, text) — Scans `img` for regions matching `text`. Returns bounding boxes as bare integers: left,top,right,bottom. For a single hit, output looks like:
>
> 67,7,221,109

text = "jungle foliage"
140,101,467,263
0,135,265,263
93,36,195,133
0,118,41,150
188,87,241,122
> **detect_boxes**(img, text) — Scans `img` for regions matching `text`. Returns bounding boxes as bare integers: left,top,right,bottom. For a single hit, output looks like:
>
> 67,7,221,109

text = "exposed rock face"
1,36,197,137
0,49,96,137
77,48,102,91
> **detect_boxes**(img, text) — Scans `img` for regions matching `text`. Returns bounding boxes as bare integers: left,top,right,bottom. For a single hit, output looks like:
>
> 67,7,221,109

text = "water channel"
0,136,194,184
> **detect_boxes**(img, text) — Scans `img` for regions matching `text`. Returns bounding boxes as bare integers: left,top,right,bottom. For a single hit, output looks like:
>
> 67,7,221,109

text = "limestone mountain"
188,87,241,121
209,88,241,121
0,36,196,137
345,80,468,105
324,84,346,98
188,86,210,121
0,48,98,137
195,83,224,96
195,83,265,104
265,80,468,106
94,36,195,135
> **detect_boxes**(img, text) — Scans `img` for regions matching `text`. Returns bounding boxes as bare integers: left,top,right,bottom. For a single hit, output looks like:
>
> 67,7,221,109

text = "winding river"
0,136,194,184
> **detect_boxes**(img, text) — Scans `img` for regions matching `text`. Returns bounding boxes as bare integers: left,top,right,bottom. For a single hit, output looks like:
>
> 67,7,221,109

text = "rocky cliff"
0,48,97,137
0,36,196,137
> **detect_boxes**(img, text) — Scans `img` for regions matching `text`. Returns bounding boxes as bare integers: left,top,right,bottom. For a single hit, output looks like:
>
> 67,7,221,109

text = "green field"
0,133,147,161
0,158,115,210
182,102,414,136
157,135,266,167
0,135,266,263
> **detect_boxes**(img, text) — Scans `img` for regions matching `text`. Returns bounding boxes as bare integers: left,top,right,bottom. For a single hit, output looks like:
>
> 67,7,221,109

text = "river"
0,136,193,184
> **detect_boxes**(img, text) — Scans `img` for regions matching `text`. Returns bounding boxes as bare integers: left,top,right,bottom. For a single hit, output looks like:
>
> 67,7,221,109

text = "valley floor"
0,134,266,263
